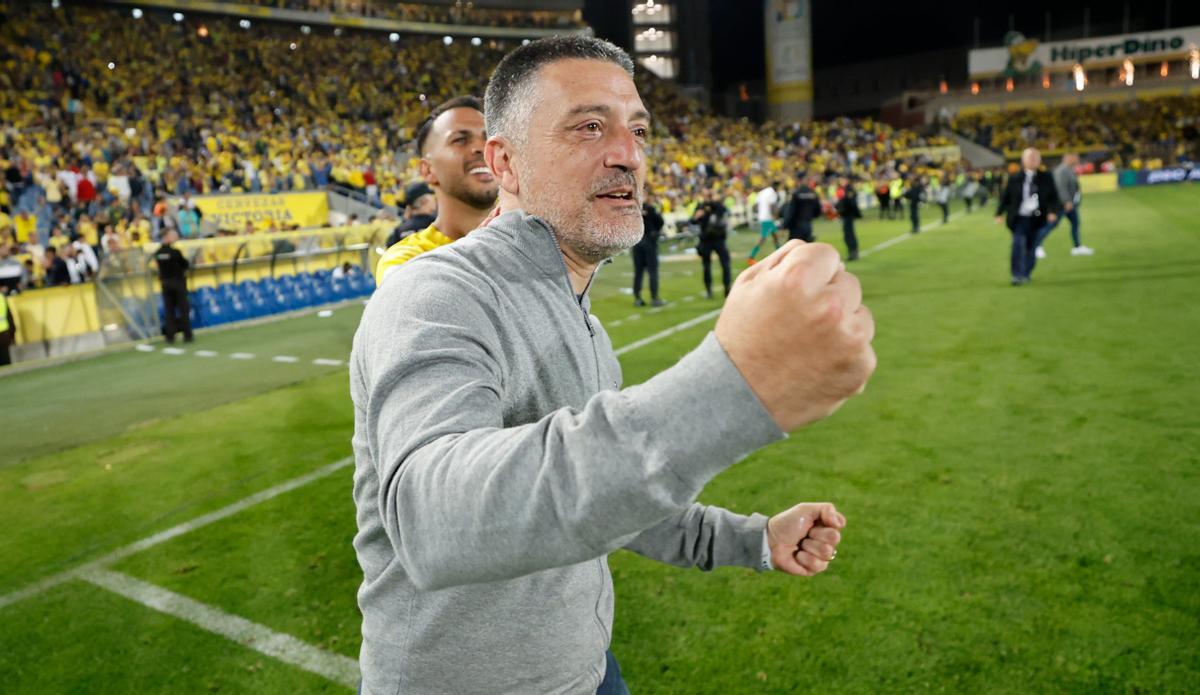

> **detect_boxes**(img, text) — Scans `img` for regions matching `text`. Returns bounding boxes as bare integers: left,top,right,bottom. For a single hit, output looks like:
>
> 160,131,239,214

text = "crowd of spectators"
954,95,1200,168
247,0,583,29
0,2,987,294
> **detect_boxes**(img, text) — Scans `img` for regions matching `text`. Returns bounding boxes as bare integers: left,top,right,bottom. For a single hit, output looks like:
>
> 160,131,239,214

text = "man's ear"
484,136,520,197
419,158,437,187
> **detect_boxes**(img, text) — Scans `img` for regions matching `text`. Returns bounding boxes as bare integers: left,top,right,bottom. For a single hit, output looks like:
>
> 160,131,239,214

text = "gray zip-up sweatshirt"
350,210,785,694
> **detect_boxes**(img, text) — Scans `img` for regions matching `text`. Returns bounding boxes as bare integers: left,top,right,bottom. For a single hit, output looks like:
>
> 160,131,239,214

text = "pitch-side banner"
1118,165,1200,187
969,26,1200,78
189,192,330,230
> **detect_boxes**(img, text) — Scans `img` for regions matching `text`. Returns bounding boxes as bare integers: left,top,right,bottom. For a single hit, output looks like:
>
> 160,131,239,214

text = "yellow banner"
189,192,329,231
901,145,963,163
1079,172,1118,194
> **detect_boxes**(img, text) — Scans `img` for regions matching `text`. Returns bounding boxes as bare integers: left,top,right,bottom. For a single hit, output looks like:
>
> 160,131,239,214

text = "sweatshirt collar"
483,209,597,310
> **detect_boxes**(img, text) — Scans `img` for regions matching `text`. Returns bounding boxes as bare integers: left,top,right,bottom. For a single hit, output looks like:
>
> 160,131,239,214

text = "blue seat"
329,279,352,301
309,282,331,305
291,284,313,308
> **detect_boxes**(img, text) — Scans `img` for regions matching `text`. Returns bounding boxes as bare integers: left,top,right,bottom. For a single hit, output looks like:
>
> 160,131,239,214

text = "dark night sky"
707,0,1200,94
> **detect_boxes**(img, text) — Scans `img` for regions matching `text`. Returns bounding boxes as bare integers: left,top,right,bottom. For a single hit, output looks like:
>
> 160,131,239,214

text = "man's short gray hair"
484,36,635,144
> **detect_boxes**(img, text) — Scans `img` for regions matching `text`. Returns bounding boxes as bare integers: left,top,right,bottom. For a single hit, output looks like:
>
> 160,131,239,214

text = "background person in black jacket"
782,177,821,242
904,175,925,234
155,229,193,343
692,189,731,299
996,148,1060,286
632,193,664,307
836,177,862,261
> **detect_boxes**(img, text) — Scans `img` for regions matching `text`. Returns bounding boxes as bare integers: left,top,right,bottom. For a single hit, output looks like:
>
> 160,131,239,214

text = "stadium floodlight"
131,8,143,19
301,25,311,35
443,35,453,46
239,19,251,29
389,33,400,43
173,11,184,22
471,37,482,47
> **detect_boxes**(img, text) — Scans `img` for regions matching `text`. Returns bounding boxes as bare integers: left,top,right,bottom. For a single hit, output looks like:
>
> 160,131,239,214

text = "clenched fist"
767,502,845,577
715,241,876,432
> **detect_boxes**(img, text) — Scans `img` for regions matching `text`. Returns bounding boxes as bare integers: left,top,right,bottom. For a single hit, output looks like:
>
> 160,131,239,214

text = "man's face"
1022,149,1041,170
422,107,498,211
506,59,650,263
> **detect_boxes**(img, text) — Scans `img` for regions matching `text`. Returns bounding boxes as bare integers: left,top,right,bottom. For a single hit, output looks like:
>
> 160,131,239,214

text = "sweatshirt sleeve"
356,262,785,591
622,504,770,572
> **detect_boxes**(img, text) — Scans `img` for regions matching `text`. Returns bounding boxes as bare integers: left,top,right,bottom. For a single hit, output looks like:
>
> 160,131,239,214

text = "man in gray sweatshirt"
1036,152,1094,257
350,36,877,694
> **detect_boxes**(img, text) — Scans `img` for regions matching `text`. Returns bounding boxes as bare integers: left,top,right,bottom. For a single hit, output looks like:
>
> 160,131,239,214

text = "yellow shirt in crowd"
374,224,453,285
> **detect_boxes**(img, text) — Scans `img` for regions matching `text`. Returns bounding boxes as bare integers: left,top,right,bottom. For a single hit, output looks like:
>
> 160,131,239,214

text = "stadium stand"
0,0,983,357
954,94,1200,166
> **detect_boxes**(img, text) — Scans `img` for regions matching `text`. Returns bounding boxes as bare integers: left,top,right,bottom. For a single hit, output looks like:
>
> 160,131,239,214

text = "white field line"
135,344,155,353
272,355,300,363
194,350,219,358
312,358,344,367
82,568,359,688
230,352,256,360
0,457,353,611
161,347,186,356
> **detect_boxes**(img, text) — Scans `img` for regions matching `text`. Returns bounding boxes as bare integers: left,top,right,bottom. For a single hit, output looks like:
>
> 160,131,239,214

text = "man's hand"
1063,202,1074,213
994,215,1004,224
767,503,845,577
715,241,875,432
1047,213,1058,224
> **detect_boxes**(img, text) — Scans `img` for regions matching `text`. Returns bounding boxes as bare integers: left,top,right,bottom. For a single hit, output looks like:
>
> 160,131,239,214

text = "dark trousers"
939,202,950,223
1035,207,1081,248
909,202,920,232
876,195,889,218
596,650,631,695
631,242,659,300
162,283,193,342
698,240,732,297
842,218,858,256
787,222,814,242
1010,216,1042,279
0,342,9,366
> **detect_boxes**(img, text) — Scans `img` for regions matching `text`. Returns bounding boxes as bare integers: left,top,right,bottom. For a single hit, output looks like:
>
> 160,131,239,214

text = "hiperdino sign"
969,25,1200,78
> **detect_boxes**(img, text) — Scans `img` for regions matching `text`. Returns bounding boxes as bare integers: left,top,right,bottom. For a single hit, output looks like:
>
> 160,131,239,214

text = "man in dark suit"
995,148,1060,286
632,192,664,307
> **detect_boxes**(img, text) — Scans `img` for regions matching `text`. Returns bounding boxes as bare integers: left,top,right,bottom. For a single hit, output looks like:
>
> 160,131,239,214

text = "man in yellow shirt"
375,96,499,284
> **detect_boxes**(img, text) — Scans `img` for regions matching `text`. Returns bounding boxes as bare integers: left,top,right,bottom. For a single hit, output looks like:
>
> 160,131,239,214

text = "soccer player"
747,179,781,261
374,96,499,285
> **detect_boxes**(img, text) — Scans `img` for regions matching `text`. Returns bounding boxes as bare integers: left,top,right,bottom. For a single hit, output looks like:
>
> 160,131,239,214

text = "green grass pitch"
1,186,1197,693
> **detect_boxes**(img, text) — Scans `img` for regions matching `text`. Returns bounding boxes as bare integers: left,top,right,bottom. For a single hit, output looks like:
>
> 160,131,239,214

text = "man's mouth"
466,164,494,180
595,186,635,201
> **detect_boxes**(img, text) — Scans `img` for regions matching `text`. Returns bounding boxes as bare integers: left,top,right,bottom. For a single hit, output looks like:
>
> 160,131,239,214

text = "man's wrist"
760,527,774,572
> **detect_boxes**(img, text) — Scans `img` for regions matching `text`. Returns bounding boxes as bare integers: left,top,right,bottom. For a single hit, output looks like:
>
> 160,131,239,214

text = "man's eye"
633,127,648,139
583,122,601,132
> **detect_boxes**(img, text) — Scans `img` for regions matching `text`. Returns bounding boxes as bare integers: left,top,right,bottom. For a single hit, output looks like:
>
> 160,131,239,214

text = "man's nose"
604,127,644,173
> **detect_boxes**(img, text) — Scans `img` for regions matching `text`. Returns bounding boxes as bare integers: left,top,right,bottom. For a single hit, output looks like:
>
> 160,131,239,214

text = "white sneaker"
1035,246,1046,259
1071,246,1094,256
